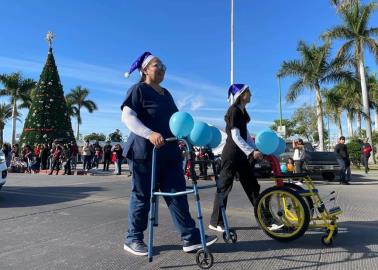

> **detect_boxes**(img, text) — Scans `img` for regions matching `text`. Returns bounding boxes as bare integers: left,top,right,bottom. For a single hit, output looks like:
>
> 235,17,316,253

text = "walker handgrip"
165,137,178,142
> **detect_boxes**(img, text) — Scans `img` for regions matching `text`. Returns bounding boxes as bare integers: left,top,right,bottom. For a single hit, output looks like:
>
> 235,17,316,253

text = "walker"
147,138,236,269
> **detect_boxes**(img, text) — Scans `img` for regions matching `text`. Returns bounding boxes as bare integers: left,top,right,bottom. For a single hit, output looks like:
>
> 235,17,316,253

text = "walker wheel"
222,229,238,243
321,235,333,246
196,249,214,269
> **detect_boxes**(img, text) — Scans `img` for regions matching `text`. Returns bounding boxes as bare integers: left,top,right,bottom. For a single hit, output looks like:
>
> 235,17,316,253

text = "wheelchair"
254,155,342,246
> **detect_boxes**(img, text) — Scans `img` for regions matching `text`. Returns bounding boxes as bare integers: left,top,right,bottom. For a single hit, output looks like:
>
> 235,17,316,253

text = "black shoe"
123,241,148,256
340,181,350,185
183,235,218,253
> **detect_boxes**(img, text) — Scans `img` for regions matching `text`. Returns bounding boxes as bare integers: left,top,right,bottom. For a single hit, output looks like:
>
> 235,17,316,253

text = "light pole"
230,0,234,85
277,76,283,127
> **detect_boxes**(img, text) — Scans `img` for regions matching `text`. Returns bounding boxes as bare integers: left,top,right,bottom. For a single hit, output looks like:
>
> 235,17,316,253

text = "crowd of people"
1,140,127,175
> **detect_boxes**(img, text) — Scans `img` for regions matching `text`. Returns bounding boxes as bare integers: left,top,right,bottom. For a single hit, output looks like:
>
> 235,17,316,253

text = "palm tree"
0,72,36,145
331,0,359,10
65,86,98,140
322,1,378,157
367,73,378,132
323,88,344,137
0,103,12,145
278,41,352,150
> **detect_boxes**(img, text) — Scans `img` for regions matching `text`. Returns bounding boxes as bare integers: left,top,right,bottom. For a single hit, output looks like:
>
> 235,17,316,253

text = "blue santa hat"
228,83,249,105
124,51,157,78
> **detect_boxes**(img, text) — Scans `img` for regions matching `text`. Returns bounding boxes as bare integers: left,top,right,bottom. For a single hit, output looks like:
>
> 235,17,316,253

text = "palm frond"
286,79,306,103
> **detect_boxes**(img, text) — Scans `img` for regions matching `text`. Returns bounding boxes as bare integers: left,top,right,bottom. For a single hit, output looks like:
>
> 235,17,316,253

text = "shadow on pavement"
0,186,106,208
159,220,378,269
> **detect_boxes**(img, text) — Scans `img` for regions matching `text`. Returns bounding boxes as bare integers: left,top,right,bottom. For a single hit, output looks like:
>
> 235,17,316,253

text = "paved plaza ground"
1,167,378,270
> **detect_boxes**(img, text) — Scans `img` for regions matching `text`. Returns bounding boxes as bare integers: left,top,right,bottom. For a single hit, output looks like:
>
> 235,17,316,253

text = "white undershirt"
231,128,256,157
121,106,153,139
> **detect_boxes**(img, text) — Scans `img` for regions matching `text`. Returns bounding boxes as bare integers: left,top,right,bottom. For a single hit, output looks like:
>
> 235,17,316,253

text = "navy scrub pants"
125,158,200,244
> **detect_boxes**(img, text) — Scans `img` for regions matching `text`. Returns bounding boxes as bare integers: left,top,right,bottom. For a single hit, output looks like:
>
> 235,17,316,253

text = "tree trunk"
358,55,375,163
11,99,17,145
356,111,361,136
347,113,353,137
76,108,81,140
76,117,80,141
0,128,3,146
315,85,324,151
337,112,343,138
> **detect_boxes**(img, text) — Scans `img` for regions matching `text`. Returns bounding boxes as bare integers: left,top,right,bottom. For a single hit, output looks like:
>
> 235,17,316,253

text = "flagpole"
230,0,234,85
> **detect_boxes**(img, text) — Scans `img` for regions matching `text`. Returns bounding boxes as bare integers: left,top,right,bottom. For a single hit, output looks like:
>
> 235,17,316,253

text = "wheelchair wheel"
254,186,310,242
283,182,314,217
196,249,214,269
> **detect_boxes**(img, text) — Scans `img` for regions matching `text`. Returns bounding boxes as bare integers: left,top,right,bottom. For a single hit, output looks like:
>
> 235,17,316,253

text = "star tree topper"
46,31,55,49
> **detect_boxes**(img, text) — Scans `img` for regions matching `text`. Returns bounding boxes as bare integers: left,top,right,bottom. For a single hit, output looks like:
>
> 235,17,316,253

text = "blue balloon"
189,121,212,146
280,164,288,173
208,126,222,148
255,130,279,155
169,112,194,138
272,137,286,156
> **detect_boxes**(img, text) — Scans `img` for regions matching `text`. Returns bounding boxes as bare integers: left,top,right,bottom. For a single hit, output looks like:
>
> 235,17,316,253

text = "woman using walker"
121,52,217,256
209,84,263,232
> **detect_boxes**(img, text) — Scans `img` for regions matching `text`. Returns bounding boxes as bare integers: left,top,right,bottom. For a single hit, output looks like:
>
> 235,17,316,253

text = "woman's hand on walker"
149,132,165,148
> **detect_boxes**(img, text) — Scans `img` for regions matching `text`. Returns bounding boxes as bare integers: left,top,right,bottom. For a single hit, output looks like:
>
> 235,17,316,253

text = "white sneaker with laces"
268,224,285,231
208,224,225,232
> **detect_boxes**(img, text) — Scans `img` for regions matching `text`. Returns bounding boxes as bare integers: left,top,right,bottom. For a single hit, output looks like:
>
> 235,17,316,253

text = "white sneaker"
294,181,303,186
268,224,284,231
208,224,225,232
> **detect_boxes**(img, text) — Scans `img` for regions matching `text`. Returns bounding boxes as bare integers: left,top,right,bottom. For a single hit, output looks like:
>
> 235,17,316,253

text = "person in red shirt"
49,145,62,175
361,138,373,174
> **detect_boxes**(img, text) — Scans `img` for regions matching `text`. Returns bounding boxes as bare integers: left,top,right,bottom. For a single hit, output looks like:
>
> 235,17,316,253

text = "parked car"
279,141,340,181
0,149,8,190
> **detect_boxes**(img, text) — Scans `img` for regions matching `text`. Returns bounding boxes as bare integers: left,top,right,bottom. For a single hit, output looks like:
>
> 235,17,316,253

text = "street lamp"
230,0,234,85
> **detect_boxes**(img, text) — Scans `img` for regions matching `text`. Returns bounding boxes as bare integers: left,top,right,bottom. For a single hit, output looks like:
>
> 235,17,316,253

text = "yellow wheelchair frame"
254,173,342,246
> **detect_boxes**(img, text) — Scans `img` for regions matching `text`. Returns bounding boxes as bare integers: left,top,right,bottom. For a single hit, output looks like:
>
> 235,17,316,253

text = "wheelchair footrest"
328,206,342,215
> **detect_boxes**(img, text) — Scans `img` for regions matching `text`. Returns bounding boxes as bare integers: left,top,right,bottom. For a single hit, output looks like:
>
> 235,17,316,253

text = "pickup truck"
279,142,340,181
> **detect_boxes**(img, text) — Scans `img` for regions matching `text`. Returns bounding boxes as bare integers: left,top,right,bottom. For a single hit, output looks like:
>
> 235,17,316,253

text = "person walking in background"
23,145,33,173
361,138,372,174
103,141,112,171
62,144,72,175
112,144,123,175
2,143,11,167
121,51,217,255
334,136,351,185
71,142,79,170
292,139,305,173
93,141,103,169
49,144,62,175
82,140,93,171
40,144,49,170
11,144,19,159
49,143,56,170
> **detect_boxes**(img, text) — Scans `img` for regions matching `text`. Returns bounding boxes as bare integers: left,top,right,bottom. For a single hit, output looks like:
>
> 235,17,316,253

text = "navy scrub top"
121,82,181,161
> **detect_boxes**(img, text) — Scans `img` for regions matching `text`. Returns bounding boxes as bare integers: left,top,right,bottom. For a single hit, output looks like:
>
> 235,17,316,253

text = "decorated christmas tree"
20,32,75,146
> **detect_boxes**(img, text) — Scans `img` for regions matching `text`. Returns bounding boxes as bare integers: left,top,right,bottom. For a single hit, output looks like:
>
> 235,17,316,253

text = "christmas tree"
20,32,75,146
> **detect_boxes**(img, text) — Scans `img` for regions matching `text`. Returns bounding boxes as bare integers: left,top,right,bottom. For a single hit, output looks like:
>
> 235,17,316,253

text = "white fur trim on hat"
228,84,249,105
141,55,156,69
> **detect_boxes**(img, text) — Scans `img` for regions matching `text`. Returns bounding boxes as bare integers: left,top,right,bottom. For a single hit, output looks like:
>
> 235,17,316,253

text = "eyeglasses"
150,62,167,72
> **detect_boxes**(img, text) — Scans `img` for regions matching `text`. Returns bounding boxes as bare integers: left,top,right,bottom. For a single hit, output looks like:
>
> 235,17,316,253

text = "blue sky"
1,0,377,142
